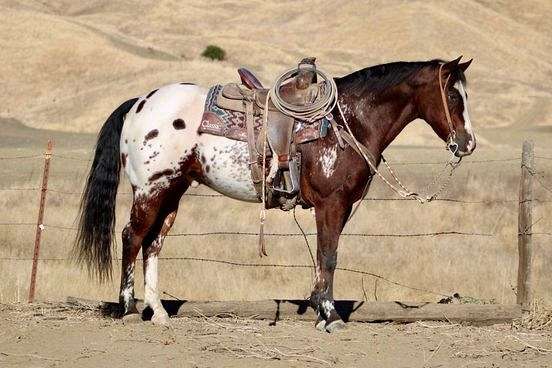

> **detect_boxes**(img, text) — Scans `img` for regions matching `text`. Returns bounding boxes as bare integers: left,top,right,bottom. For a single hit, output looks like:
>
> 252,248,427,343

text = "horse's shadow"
142,299,360,323
274,299,362,323
103,299,361,323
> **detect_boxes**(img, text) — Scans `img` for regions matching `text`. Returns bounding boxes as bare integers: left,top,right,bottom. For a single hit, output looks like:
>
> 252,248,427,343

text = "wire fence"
1,143,552,302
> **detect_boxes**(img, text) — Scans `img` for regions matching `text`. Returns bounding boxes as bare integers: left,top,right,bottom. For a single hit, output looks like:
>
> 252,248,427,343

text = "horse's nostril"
448,142,459,154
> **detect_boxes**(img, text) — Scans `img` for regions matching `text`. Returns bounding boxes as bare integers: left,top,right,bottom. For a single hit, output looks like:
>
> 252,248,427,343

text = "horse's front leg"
311,199,351,333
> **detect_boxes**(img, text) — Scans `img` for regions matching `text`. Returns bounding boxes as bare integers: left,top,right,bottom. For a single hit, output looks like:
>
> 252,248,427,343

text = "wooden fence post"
517,140,534,309
28,140,54,303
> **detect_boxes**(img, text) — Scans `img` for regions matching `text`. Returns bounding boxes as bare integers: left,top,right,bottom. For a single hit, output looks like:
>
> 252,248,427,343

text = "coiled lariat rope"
270,65,338,122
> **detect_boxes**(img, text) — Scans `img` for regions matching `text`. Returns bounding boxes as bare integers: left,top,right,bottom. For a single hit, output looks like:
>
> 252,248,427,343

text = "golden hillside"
1,0,551,139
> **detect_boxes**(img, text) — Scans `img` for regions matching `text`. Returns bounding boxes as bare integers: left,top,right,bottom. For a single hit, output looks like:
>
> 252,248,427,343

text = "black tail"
74,98,138,282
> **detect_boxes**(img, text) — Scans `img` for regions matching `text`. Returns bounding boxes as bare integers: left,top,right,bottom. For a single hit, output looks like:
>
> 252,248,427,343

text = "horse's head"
416,57,475,157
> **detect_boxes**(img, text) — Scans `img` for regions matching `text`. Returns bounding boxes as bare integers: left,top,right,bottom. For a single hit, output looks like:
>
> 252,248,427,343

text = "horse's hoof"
122,313,142,324
325,319,346,333
315,318,326,331
151,312,170,327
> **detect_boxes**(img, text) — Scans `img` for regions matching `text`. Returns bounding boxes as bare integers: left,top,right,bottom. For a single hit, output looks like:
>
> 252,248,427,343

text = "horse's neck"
341,88,418,157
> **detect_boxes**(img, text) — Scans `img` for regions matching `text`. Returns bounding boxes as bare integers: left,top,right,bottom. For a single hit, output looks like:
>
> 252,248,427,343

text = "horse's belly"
197,136,259,203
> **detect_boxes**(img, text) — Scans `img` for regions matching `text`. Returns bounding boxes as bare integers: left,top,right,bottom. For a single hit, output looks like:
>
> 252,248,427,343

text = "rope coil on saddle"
270,65,338,122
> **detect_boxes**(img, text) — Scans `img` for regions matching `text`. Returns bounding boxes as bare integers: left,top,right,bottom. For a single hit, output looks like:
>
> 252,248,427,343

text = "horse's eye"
448,91,459,103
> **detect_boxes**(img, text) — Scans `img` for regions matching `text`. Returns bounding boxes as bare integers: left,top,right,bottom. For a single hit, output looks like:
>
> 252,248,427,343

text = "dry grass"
514,300,552,331
1,131,552,305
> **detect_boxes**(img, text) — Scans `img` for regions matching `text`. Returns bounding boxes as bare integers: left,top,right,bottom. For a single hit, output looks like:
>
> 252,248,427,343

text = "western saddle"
199,57,332,209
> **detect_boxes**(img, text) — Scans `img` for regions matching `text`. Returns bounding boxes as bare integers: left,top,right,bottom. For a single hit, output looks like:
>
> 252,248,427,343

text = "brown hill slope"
0,0,551,141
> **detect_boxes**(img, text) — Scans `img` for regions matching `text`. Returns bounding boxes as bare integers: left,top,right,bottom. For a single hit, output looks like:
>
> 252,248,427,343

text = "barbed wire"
50,154,91,162
8,222,550,239
5,185,548,204
0,153,522,165
7,222,552,238
0,222,494,238
167,231,494,238
0,255,448,296
533,173,552,195
535,155,552,161
0,187,40,192
0,222,36,227
0,154,43,160
391,157,519,165
533,232,552,237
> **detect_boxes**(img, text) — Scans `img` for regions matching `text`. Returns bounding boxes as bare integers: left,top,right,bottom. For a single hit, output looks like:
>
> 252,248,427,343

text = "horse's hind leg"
142,207,179,326
119,195,164,317
119,223,141,316
141,185,187,326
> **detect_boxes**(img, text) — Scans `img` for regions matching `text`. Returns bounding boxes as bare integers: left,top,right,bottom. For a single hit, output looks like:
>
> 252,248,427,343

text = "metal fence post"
28,140,54,303
517,140,534,309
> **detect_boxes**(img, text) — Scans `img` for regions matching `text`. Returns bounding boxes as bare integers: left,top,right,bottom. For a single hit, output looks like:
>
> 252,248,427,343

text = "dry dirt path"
0,303,551,368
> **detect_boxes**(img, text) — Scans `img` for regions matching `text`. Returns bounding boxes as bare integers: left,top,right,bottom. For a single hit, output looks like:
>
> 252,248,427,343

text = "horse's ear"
458,59,473,72
442,56,462,72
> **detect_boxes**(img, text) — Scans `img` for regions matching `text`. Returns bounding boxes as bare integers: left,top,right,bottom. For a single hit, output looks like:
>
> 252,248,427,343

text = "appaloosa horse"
75,57,475,332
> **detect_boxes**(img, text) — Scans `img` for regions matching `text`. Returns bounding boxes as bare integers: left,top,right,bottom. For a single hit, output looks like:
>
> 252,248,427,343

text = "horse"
75,56,475,332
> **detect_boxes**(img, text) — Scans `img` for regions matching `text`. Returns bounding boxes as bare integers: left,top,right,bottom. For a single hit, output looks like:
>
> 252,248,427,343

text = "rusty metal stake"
28,140,54,303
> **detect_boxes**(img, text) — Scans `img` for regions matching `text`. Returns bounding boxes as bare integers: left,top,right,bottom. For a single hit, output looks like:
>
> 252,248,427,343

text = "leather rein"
337,62,462,214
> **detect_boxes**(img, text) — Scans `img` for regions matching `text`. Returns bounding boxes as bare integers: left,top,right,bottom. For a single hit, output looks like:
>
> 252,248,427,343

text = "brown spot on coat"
173,119,186,130
121,153,127,168
144,129,159,141
148,169,174,182
205,165,210,173
146,89,158,98
200,155,206,164
136,100,146,113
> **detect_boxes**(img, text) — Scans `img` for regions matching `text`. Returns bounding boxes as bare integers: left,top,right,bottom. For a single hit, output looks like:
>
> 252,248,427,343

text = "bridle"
438,63,459,157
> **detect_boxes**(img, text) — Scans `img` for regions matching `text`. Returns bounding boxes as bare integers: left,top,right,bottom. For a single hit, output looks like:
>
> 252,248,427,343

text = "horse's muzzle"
450,135,476,157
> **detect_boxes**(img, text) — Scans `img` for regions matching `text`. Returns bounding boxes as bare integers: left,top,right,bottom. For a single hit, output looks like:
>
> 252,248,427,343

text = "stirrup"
273,158,300,196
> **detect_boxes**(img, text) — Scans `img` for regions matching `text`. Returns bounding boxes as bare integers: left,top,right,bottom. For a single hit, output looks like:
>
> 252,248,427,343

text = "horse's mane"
338,59,466,95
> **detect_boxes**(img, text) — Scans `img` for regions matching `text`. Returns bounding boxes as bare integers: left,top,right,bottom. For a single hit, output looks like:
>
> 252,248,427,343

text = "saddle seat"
238,64,320,106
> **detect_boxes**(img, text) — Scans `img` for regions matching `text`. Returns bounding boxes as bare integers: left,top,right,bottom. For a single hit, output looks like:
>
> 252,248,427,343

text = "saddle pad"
198,85,263,142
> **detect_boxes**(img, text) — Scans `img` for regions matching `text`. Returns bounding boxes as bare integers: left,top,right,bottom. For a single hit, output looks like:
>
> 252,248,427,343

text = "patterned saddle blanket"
198,84,328,145
199,85,264,142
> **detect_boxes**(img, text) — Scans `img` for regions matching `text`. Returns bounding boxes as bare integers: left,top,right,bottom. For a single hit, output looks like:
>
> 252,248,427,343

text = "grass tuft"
201,45,226,61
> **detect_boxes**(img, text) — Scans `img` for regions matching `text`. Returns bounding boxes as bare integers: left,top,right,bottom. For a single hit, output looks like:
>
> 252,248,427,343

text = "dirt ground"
0,303,551,368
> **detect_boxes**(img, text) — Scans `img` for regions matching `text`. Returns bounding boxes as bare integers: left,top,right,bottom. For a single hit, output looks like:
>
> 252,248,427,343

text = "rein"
337,63,462,219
